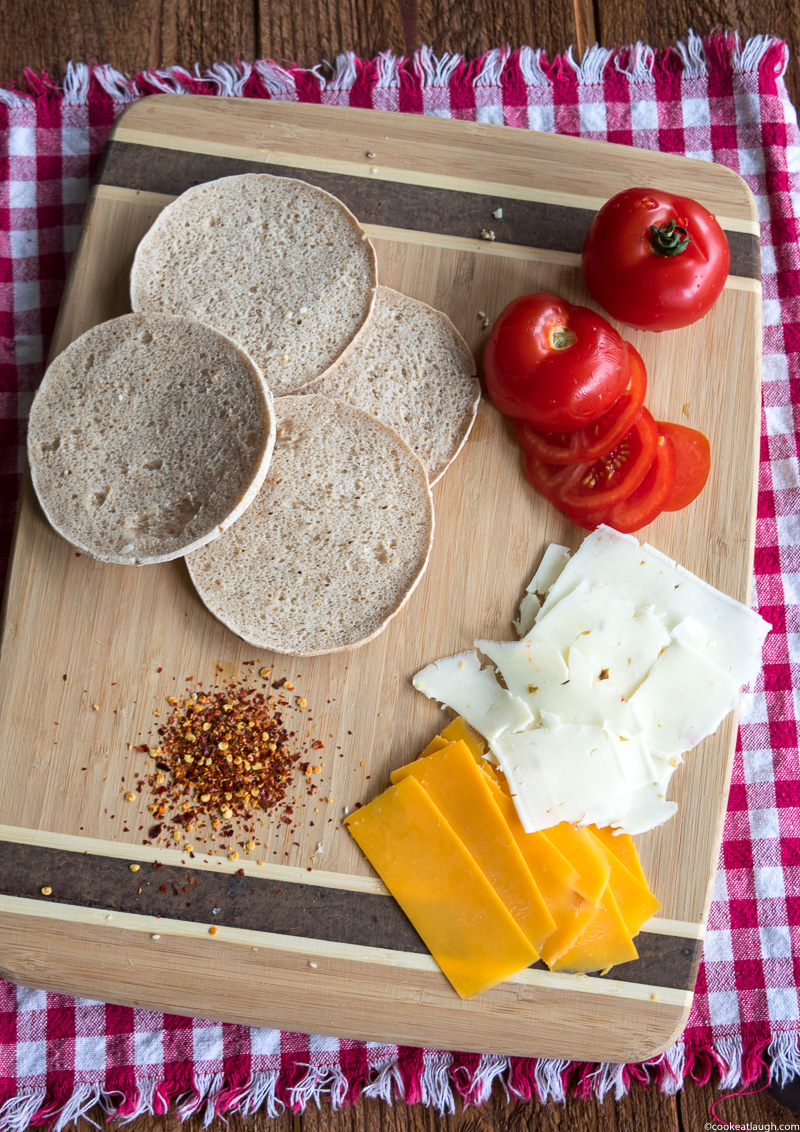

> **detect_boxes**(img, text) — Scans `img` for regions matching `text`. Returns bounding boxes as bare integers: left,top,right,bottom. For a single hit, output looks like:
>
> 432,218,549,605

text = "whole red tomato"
581,188,731,331
482,292,630,430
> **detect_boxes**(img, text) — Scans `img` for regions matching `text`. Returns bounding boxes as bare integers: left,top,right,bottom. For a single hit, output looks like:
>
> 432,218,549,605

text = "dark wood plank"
0,0,258,84
413,0,578,60
257,0,406,66
679,1072,799,1129
293,1078,681,1130
75,1108,294,1132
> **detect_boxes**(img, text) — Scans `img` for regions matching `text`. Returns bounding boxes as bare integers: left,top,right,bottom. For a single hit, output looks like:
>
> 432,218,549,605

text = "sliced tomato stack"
483,292,711,533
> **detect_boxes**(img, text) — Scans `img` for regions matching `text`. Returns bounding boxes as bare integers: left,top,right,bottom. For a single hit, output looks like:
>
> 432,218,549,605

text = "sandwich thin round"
130,173,378,396
28,312,276,565
303,286,479,483
187,395,434,655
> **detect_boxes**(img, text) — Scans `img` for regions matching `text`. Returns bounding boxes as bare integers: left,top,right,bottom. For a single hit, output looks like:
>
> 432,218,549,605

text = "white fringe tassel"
770,1032,800,1087
0,1090,47,1132
675,28,708,76
475,47,509,87
615,41,656,81
1,1035,799,1128
565,43,614,83
0,88,32,108
62,61,91,105
92,64,139,101
0,31,787,110
517,46,550,86
252,59,296,96
656,1041,687,1096
361,1058,404,1103
535,1057,570,1103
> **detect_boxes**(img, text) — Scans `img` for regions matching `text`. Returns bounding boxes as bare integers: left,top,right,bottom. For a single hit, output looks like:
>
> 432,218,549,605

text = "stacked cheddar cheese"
345,716,661,999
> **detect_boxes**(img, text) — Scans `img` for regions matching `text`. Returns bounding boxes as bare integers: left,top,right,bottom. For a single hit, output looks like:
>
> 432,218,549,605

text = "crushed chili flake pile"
135,668,318,849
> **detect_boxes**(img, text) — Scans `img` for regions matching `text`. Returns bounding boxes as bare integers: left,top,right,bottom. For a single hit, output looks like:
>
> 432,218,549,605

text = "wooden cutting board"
0,96,761,1062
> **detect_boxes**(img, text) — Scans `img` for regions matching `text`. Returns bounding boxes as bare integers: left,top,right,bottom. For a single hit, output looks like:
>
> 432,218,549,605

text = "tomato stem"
650,219,690,257
549,326,577,350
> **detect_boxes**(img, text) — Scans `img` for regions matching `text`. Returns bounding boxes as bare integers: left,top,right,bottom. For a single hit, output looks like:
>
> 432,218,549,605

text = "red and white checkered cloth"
1,31,799,1126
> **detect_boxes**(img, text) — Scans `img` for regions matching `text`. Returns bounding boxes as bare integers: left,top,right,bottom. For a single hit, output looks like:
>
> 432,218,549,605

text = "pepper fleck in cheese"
345,775,538,998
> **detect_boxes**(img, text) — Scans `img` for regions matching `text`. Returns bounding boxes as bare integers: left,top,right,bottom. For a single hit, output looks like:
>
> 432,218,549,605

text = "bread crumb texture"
304,287,479,483
186,395,434,655
130,174,378,396
28,312,275,564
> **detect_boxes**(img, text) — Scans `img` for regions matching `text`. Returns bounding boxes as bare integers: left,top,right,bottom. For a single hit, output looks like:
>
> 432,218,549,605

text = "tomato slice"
525,408,659,516
658,421,711,510
515,344,647,465
572,432,677,533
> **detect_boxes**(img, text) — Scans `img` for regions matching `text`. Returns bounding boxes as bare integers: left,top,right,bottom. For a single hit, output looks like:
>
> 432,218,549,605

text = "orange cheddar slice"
586,830,661,936
548,887,638,973
477,772,601,965
417,734,451,759
393,741,555,952
440,716,487,761
591,826,649,889
344,775,538,998
542,823,611,904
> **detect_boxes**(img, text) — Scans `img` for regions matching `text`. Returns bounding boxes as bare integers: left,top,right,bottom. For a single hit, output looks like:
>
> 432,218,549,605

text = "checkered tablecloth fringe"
2,30,800,1125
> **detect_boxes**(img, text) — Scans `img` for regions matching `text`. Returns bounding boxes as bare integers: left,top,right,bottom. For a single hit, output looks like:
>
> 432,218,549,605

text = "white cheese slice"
491,719,654,832
538,526,769,686
671,615,708,652
476,638,568,712
412,651,532,742
628,642,740,759
411,527,769,837
514,542,572,639
514,592,541,638
525,578,671,699
477,637,639,736
612,784,678,835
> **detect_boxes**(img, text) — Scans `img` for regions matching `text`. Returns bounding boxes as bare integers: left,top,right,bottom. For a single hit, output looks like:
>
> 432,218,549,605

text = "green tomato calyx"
650,219,690,258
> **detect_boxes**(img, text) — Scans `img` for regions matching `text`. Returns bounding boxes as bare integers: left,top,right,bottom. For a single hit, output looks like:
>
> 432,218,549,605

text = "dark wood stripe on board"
0,840,702,991
97,140,760,279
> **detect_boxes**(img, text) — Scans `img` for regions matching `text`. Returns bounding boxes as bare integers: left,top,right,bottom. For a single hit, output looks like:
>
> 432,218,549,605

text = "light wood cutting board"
0,96,761,1062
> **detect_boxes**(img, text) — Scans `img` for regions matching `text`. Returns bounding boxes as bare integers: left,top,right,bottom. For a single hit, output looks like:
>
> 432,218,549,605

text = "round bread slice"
186,395,434,655
301,287,479,484
28,313,276,566
130,173,378,397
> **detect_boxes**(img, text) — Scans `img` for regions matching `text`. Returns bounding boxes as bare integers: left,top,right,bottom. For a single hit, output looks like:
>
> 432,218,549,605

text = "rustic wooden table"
2,1,798,1129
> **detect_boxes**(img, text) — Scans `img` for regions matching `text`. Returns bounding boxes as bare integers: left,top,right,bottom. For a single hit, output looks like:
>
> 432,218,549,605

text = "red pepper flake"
132,666,315,849
157,667,163,674
159,885,167,892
